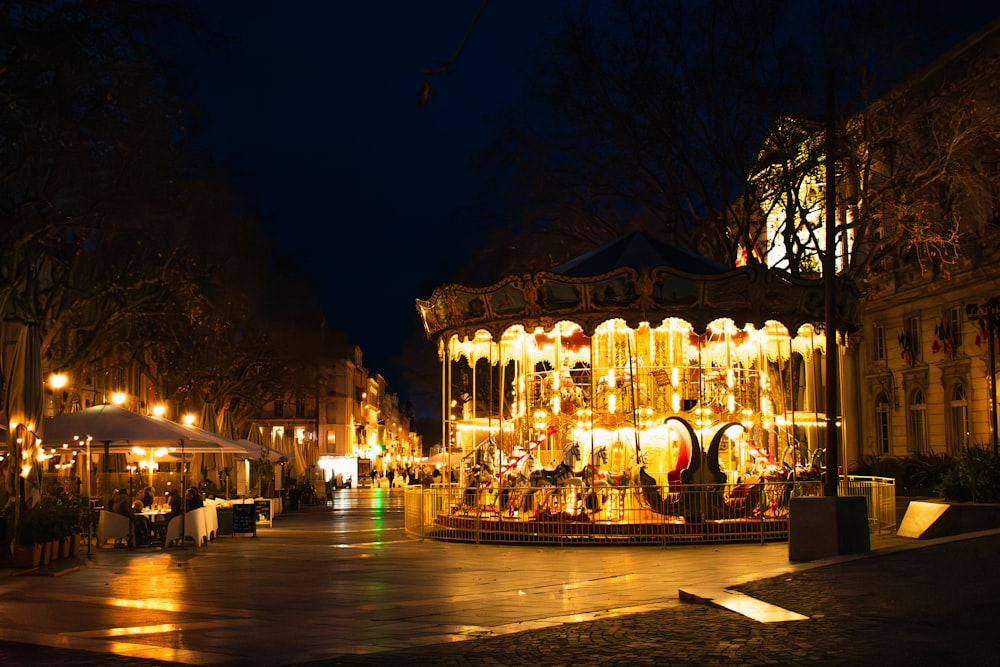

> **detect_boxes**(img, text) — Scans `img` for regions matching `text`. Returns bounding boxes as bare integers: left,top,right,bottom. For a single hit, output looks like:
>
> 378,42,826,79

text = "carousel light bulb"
671,367,679,386
727,369,735,388
608,394,616,414
727,393,735,412
552,395,560,414
672,392,681,412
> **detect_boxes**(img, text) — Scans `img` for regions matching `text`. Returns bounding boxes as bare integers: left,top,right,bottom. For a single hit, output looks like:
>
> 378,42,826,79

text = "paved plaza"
0,488,997,666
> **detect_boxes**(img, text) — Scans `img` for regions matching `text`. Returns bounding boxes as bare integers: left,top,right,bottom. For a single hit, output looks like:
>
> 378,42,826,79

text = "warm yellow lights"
111,392,126,405
48,372,68,390
182,413,195,425
151,404,166,417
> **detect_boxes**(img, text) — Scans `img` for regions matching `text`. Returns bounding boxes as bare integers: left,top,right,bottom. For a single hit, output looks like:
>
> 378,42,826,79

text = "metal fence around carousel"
404,476,896,545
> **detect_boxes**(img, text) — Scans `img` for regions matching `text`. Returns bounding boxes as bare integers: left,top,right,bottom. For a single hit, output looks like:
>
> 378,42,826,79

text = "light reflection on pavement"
0,488,827,666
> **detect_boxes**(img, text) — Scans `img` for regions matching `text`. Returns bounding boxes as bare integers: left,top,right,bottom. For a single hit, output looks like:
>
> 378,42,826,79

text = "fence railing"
404,476,896,545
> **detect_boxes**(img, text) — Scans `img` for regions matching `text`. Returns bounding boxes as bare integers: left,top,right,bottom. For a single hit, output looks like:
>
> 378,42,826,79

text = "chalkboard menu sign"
232,504,256,535
254,499,272,525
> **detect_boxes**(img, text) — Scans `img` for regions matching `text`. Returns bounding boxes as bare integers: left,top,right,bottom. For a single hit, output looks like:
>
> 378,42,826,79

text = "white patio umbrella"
44,403,232,552
215,408,236,496
189,402,220,487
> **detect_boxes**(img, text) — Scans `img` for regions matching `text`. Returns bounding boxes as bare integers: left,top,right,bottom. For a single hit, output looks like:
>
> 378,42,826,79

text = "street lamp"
966,298,1000,455
48,372,68,416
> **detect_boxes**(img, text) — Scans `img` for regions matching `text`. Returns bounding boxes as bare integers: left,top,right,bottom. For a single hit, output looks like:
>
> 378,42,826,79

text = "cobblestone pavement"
1,494,997,667
308,533,999,666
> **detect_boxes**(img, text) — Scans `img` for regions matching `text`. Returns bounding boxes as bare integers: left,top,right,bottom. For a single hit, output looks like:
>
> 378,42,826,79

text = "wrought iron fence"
404,476,896,545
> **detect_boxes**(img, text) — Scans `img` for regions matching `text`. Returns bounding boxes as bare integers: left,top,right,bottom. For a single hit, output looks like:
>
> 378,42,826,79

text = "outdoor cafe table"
139,509,170,545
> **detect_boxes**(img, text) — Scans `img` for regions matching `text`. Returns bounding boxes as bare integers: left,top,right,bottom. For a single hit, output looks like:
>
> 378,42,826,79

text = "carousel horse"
599,450,647,488
529,441,582,487
520,441,582,513
575,445,610,511
460,460,496,510
576,446,610,487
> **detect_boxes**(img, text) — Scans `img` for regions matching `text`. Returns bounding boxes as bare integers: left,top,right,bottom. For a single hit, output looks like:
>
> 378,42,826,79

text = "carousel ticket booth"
410,233,889,544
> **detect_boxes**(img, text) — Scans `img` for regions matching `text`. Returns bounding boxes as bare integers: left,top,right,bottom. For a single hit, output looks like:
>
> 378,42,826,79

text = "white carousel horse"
528,441,582,487
577,445,610,487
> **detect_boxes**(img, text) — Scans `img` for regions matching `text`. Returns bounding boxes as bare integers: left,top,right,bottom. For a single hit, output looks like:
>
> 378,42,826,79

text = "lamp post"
966,298,1000,455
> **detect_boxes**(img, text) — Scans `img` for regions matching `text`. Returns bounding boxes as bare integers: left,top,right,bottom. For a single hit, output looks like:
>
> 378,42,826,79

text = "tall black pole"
824,70,840,498
988,302,999,455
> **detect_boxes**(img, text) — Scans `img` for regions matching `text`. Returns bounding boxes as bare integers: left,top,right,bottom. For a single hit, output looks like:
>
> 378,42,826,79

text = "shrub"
936,446,1000,503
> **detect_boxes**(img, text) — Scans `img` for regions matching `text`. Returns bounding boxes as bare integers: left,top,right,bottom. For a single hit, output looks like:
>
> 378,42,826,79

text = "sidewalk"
0,491,996,666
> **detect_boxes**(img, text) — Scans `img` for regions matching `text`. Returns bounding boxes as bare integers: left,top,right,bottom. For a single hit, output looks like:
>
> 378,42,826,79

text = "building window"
908,388,928,454
295,398,305,418
906,316,921,361
948,382,969,453
984,161,1000,227
874,323,886,362
949,306,963,349
875,393,891,454
899,316,920,365
274,400,284,418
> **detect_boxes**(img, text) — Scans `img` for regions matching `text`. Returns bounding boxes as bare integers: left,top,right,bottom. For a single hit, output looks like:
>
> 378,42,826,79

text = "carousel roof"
550,231,728,277
416,232,859,341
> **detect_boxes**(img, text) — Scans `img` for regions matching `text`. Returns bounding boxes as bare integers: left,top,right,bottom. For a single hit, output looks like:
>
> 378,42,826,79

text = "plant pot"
60,535,72,559
67,534,80,557
50,539,61,561
12,543,43,568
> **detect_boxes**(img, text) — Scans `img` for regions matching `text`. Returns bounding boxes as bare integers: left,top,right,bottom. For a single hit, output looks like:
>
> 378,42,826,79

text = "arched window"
908,388,928,454
875,393,891,454
948,382,969,453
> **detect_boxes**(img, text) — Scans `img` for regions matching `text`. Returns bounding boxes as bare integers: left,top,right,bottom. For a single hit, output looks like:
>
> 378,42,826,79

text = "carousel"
412,232,865,544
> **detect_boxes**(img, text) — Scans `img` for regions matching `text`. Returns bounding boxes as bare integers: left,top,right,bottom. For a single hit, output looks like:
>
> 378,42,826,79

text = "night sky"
174,1,570,394
170,1,998,421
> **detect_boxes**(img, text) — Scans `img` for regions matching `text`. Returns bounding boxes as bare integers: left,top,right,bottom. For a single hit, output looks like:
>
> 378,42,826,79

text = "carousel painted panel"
534,278,583,313
587,276,639,310
651,271,701,309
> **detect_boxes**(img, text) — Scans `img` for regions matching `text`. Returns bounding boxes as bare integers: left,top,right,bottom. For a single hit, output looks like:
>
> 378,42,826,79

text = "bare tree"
471,0,998,286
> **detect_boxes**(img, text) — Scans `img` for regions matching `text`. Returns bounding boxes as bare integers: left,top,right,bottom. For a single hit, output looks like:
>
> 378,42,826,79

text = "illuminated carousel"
412,232,862,544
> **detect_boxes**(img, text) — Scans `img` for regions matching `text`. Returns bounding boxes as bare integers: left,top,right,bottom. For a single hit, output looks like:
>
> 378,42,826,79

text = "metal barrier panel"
839,475,897,534
405,476,895,545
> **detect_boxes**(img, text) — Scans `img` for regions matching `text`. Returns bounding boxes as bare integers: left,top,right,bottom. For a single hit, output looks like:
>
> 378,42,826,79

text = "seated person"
165,490,183,521
140,485,156,509
109,489,148,546
184,486,204,512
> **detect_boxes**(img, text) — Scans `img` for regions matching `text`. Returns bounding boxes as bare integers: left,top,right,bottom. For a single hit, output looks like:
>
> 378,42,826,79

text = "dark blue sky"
173,1,998,404
176,1,569,392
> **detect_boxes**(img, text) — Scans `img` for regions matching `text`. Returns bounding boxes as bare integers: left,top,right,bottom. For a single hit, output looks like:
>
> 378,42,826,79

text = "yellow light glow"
151,404,166,417
111,392,126,405
49,373,68,390
182,413,195,425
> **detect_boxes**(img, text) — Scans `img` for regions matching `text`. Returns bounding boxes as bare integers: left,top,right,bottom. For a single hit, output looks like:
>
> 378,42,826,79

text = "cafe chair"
96,510,133,548
164,507,209,547
203,499,219,540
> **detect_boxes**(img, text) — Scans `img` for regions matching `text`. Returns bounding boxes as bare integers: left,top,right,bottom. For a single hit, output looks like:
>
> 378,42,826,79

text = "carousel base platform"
428,512,789,545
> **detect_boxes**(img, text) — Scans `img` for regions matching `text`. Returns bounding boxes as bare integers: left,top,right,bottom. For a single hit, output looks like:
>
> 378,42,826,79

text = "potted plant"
13,504,49,568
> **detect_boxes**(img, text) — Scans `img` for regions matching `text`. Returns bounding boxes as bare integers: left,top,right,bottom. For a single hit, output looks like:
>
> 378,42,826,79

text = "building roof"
549,231,729,277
